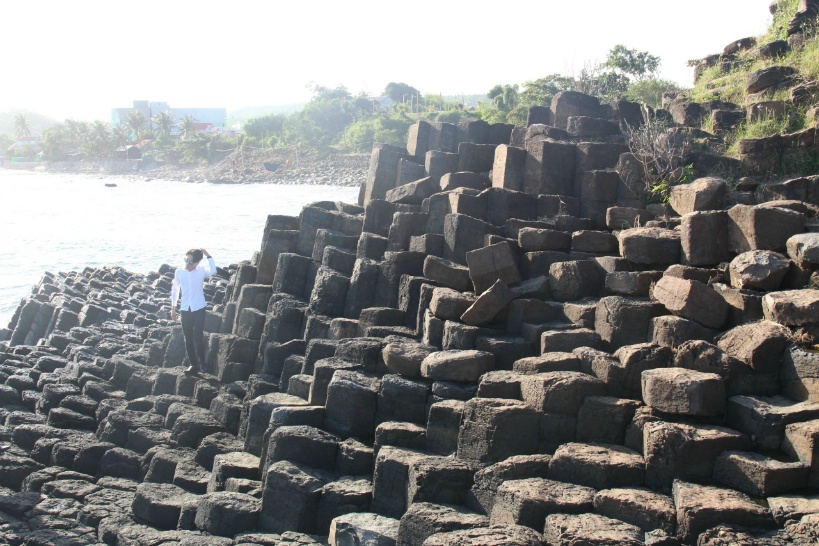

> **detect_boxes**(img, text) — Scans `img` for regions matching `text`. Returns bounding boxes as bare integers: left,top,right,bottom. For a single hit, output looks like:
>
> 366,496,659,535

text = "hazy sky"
0,0,774,121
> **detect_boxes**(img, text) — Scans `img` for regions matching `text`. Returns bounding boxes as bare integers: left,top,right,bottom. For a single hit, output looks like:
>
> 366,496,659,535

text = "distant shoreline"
3,148,368,187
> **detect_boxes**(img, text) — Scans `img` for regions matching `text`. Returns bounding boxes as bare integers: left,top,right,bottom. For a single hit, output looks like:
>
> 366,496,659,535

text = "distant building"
5,136,42,167
111,100,227,134
368,95,395,110
6,136,41,156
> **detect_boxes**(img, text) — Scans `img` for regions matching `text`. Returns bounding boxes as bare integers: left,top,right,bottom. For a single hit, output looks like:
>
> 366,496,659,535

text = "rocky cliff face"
2,7,819,546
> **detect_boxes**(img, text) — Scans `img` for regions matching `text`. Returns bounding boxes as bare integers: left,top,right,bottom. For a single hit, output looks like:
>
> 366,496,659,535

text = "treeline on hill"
0,43,679,164
242,44,681,154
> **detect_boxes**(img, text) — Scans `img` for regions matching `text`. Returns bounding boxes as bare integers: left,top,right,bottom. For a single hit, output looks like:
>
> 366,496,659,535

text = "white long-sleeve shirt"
171,257,216,312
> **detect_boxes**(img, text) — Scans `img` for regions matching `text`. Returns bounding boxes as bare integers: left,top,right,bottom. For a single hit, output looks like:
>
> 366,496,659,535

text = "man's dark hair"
187,248,204,262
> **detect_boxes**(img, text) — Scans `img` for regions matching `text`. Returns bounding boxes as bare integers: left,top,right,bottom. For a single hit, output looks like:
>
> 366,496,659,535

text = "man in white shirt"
171,248,216,374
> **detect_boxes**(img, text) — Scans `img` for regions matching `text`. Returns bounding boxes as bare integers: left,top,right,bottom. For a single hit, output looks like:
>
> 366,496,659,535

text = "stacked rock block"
3,93,819,545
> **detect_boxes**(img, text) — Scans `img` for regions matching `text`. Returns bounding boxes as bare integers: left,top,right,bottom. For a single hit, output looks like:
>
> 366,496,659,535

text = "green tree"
488,84,519,112
343,112,412,151
309,83,351,101
281,85,370,146
520,75,575,106
63,119,87,148
125,110,147,140
282,112,326,146
153,111,174,137
179,114,198,140
384,82,421,104
13,114,32,138
243,114,285,141
625,78,683,108
85,121,112,157
605,45,661,82
111,124,131,148
573,62,631,101
40,124,66,159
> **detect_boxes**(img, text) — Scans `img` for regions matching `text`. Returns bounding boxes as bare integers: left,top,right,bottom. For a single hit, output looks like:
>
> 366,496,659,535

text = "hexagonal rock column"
669,177,727,215
259,460,328,533
713,450,809,497
465,242,521,294
543,513,644,546
456,398,540,464
171,408,225,449
489,478,595,531
787,232,819,265
672,480,775,542
728,250,790,291
618,227,681,265
323,371,381,439
208,451,260,493
643,421,750,488
467,454,552,515
782,419,819,488
194,491,260,537
131,482,198,530
421,350,494,383
406,457,477,508
397,502,488,546
592,487,676,534
266,425,340,471
681,211,731,266
316,477,373,535
519,372,606,415
762,289,819,326
727,204,804,253
725,394,819,450
642,367,726,417
329,512,400,546
652,276,728,329
549,442,645,489
461,280,515,326
422,525,543,546
595,297,666,352
370,446,428,519
548,260,604,302
782,344,819,402
242,393,308,455
381,342,436,379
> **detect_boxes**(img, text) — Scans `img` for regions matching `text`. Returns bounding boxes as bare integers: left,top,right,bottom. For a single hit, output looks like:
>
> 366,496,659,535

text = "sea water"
0,169,359,327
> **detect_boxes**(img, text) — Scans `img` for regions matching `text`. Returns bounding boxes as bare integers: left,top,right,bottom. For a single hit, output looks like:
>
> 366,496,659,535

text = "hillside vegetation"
684,0,818,174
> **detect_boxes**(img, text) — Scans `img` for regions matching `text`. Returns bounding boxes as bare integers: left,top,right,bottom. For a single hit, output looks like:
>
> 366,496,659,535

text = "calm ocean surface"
0,169,359,328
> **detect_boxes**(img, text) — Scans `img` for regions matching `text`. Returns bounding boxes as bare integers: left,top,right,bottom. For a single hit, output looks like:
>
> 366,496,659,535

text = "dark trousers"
181,308,206,370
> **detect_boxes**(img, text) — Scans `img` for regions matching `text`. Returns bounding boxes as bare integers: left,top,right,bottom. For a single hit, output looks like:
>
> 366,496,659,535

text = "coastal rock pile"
2,12,819,546
2,99,819,545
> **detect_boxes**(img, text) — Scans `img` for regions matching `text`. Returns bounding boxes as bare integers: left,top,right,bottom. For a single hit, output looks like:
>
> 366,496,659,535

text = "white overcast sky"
0,0,774,121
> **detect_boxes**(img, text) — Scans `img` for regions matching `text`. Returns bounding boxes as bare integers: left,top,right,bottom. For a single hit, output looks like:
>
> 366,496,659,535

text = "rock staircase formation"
2,15,819,546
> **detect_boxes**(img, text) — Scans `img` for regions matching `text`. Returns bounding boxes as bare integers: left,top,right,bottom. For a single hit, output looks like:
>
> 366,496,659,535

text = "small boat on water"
105,183,118,188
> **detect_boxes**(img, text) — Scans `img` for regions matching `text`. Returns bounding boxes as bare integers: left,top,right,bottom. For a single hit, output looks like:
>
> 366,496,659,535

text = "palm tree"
63,119,86,148
13,114,32,138
125,110,147,141
88,121,112,157
111,124,131,148
178,114,198,140
153,110,174,137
